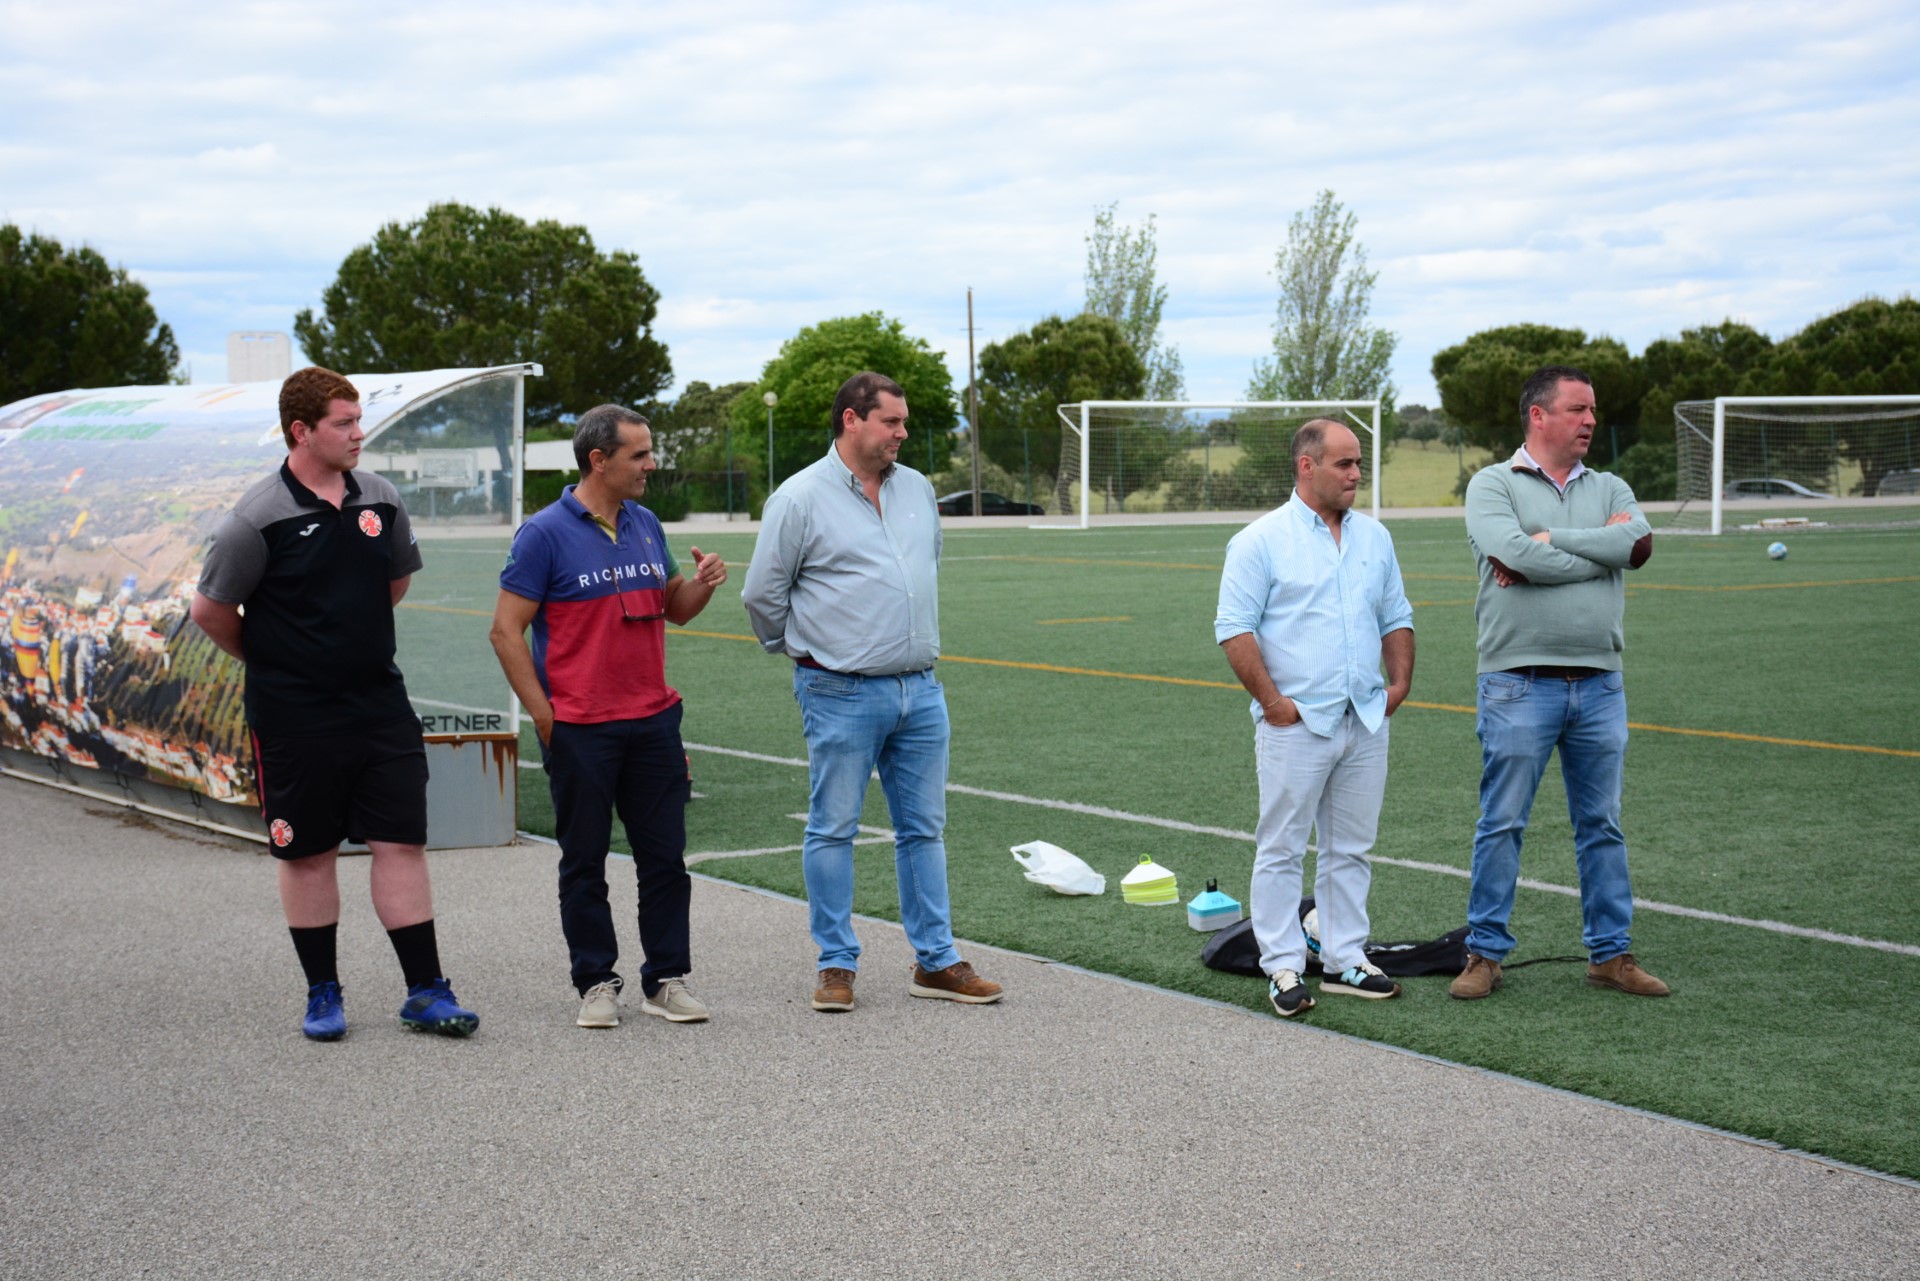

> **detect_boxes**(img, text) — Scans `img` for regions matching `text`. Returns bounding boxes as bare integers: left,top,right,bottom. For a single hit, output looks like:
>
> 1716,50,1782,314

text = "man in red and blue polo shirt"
489,404,728,1030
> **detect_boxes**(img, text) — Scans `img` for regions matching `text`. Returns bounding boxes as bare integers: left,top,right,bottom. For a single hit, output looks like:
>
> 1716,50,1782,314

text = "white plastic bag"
1010,840,1107,896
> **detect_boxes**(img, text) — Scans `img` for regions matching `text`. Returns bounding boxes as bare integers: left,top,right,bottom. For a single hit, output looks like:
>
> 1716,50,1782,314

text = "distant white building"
227,331,292,383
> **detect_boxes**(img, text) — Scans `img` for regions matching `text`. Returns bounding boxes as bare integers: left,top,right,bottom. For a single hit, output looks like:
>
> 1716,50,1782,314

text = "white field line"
685,741,1920,959
686,814,894,864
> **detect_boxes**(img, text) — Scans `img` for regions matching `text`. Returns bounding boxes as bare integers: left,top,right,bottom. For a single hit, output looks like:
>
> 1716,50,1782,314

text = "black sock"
290,924,339,988
386,920,442,989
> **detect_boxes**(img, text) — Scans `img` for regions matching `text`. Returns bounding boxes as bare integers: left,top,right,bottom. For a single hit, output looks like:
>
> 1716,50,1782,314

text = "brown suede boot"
811,967,856,1012
1587,953,1670,997
908,960,1004,1004
1449,953,1504,1000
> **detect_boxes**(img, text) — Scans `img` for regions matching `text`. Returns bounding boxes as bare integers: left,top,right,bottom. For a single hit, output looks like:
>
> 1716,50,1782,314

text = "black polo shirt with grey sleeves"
198,462,424,736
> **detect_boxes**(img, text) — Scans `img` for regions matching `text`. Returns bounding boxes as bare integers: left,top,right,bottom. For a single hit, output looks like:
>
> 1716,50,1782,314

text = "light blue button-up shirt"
1213,491,1414,736
741,445,941,675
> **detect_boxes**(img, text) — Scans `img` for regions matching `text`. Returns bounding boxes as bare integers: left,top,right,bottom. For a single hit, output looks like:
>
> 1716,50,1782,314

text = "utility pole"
968,288,982,516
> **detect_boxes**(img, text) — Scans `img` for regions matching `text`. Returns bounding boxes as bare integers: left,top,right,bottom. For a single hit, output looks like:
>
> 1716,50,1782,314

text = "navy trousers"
543,703,693,996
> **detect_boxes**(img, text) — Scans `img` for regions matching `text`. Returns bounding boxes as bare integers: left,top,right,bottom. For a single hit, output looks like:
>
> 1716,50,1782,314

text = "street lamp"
763,391,778,494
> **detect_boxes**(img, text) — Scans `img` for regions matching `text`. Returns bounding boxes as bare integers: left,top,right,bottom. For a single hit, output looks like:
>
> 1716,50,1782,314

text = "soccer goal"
1672,396,1920,533
1049,400,1382,529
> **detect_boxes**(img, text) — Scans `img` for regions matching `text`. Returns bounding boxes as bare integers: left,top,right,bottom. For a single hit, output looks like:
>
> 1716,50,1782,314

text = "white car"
1723,477,1835,500
1875,469,1920,497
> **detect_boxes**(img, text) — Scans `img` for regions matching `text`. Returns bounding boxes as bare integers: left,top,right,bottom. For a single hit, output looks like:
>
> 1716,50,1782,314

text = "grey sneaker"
1320,960,1402,1000
1268,968,1315,1018
641,977,709,1023
577,980,622,1029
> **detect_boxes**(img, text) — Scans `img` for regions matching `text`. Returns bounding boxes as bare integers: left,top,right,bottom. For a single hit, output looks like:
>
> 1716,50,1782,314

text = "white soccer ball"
1767,541,1788,560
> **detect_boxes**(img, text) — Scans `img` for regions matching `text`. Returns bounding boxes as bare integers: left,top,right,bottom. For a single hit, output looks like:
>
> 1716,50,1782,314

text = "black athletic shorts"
250,718,430,860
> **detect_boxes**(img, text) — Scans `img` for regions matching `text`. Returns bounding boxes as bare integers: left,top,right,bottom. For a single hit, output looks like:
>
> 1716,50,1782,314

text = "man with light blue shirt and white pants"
1216,420,1415,1018
742,371,1003,1014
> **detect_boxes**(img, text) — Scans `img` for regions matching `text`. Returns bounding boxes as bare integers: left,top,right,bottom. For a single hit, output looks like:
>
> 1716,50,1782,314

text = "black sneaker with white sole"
1267,969,1315,1018
1321,962,1402,1000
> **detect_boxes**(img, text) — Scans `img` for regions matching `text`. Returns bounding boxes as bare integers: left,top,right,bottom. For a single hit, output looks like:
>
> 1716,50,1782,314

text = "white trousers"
1250,710,1390,977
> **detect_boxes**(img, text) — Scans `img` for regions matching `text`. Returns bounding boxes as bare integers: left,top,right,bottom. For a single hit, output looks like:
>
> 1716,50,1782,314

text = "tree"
1431,323,1640,458
293,202,671,428
641,380,753,515
1770,296,1920,495
1395,403,1454,443
1639,320,1777,441
1771,296,1920,396
975,313,1169,510
1247,190,1398,419
1,225,183,405
731,312,957,496
1084,203,1184,400
646,380,751,471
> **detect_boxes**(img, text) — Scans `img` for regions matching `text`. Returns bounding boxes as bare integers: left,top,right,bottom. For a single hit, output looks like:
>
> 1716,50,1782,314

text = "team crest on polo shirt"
270,819,294,847
358,510,383,537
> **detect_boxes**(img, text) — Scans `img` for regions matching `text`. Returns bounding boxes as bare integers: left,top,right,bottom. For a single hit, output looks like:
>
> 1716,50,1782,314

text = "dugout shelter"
0,363,539,847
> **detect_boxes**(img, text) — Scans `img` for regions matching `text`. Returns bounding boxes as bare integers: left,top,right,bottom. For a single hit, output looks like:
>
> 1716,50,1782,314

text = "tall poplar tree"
1084,204,1184,401
1248,190,1397,412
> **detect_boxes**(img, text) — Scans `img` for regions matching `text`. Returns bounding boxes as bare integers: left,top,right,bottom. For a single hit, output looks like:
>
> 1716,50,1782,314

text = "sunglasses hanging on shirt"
606,555,663,623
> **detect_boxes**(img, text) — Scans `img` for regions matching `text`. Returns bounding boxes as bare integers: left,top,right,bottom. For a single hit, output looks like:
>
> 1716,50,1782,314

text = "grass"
1380,438,1494,506
405,515,1920,1178
1086,437,1495,514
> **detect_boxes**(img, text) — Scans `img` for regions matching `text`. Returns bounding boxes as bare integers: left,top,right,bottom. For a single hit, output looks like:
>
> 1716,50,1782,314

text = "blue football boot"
398,977,479,1037
303,981,347,1041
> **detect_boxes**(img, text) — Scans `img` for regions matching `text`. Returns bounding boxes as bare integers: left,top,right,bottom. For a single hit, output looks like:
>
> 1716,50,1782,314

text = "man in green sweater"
1452,365,1669,1001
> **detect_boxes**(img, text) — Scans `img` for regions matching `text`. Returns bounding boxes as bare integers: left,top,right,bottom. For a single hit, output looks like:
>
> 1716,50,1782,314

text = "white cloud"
193,143,282,172
3,0,1915,398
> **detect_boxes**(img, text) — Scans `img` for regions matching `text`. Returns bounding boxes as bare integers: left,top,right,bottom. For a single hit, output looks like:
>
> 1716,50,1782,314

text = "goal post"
1050,400,1383,529
1672,396,1920,533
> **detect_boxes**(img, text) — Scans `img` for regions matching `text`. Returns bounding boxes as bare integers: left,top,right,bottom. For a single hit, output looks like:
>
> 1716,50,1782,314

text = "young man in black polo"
191,366,478,1041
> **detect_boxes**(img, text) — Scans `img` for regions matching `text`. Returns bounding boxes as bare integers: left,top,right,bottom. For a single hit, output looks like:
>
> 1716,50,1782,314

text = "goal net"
1671,396,1920,533
1051,401,1381,528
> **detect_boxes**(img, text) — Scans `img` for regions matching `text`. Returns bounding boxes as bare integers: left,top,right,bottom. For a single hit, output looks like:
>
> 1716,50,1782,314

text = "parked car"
1722,477,1835,500
1875,469,1920,497
934,490,1045,517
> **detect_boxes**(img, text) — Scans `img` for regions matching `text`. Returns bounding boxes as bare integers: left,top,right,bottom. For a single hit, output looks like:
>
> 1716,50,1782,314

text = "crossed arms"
1466,478,1652,589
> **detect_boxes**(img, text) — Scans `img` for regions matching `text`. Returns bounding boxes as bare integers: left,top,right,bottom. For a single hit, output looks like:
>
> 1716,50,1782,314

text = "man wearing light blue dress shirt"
741,371,1003,1014
1215,420,1415,1018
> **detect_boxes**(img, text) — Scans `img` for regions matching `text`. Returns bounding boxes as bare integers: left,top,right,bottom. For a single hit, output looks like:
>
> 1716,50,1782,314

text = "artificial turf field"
397,510,1920,1179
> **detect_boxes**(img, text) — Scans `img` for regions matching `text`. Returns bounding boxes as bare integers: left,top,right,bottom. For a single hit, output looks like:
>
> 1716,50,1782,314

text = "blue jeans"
793,666,960,973
1468,670,1634,965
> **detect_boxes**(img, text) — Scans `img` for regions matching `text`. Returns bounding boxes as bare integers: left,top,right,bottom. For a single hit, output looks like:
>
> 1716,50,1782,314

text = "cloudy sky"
5,0,1916,407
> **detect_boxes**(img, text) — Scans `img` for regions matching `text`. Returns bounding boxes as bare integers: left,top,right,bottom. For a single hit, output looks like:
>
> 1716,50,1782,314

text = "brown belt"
1504,665,1604,681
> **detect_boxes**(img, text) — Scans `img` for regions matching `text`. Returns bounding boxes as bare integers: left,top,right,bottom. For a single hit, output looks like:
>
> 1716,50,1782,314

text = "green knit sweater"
1463,451,1651,674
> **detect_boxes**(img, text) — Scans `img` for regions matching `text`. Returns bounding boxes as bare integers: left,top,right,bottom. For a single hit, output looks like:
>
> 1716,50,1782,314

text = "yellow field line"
981,555,1223,570
940,654,1236,688
410,616,1919,759
980,555,1481,584
398,602,491,616
1627,575,1920,593
1617,723,1920,757
681,630,1918,759
972,553,1919,598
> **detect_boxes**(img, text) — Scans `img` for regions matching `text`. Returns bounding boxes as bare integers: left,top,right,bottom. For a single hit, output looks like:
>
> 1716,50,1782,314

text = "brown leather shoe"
1449,953,1504,1000
908,960,1003,1004
811,967,856,1012
1587,953,1670,997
